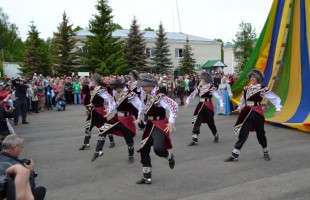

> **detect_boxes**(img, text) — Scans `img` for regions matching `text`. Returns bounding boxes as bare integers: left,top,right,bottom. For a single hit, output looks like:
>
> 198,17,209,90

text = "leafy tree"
225,41,234,47
51,12,78,75
151,22,172,75
214,38,224,62
179,37,196,75
0,7,25,63
73,25,83,32
22,21,50,76
233,21,257,72
124,16,148,72
84,0,127,75
144,27,155,31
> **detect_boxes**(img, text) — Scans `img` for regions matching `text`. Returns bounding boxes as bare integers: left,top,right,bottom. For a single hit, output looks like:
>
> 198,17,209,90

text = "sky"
0,0,273,42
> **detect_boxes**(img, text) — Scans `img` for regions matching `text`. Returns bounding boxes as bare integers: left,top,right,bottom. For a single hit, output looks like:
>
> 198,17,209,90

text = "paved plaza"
15,102,310,200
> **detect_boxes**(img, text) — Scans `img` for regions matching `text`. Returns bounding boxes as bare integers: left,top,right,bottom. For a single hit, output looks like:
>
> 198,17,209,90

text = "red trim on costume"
162,96,178,117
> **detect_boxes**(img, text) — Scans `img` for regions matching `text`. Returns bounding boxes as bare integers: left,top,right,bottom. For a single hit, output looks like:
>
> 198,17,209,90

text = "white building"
223,46,237,74
75,29,222,73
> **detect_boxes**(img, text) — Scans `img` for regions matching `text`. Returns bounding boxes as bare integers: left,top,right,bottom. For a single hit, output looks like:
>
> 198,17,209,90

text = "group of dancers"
78,68,282,184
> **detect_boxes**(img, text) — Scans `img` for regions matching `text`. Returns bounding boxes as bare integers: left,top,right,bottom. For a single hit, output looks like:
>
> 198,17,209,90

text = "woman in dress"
216,77,233,116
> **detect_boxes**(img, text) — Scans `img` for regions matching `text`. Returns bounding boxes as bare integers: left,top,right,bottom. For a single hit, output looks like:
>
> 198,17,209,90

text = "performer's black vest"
145,91,166,120
115,91,135,112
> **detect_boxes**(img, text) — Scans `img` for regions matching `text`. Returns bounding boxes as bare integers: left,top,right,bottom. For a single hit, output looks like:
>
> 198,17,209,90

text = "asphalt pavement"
14,100,310,200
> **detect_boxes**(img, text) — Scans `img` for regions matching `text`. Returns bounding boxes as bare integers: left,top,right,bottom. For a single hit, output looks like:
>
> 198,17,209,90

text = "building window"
175,48,183,58
146,48,155,58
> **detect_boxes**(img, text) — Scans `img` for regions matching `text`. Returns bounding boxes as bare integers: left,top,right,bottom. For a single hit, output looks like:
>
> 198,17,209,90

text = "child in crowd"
56,93,66,111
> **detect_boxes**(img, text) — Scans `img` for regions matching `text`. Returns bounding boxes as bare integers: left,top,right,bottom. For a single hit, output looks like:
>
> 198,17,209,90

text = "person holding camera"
0,163,35,200
0,135,46,200
12,78,30,125
0,94,16,141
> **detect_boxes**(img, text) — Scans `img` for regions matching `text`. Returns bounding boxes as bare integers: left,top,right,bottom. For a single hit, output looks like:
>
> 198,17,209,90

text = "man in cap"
135,73,178,184
224,69,282,162
185,71,224,145
12,77,29,125
79,74,116,151
91,77,144,163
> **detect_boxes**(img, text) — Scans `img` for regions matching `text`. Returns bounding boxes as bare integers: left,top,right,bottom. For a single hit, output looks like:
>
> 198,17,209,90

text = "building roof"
201,60,227,69
75,29,214,43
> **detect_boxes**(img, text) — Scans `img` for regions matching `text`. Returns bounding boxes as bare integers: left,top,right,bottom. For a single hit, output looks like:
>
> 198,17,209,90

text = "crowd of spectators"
0,71,239,129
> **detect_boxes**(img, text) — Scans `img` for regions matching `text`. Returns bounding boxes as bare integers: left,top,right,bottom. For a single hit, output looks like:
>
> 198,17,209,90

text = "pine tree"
151,22,172,75
22,22,46,76
84,0,127,75
179,37,196,75
233,21,257,72
51,12,78,76
40,38,52,75
124,16,148,72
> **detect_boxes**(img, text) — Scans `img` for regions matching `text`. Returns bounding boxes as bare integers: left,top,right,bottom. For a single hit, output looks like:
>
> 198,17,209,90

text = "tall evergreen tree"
179,37,196,75
51,12,78,75
22,22,49,76
84,0,127,75
151,22,172,75
233,21,257,72
124,16,148,72
40,38,52,75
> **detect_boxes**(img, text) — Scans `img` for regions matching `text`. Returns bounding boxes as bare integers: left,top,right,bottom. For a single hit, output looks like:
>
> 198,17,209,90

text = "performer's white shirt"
97,86,115,113
148,87,178,124
112,87,145,118
186,82,224,107
238,84,282,111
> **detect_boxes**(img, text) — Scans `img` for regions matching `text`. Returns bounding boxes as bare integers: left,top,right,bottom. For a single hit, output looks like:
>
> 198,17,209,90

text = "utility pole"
176,0,182,33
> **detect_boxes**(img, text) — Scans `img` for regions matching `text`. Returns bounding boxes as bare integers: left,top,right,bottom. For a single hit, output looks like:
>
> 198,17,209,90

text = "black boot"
94,135,106,153
91,151,103,162
79,144,90,150
79,136,91,150
188,134,198,146
128,156,134,164
128,145,135,164
224,155,238,162
214,133,219,143
136,167,152,184
108,134,115,148
263,148,271,161
264,153,271,161
109,142,115,148
224,149,239,162
167,152,175,169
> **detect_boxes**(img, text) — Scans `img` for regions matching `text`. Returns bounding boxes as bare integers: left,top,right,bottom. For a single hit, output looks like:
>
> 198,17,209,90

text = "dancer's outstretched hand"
133,118,141,125
273,111,281,116
185,103,189,108
231,109,240,114
164,123,176,132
